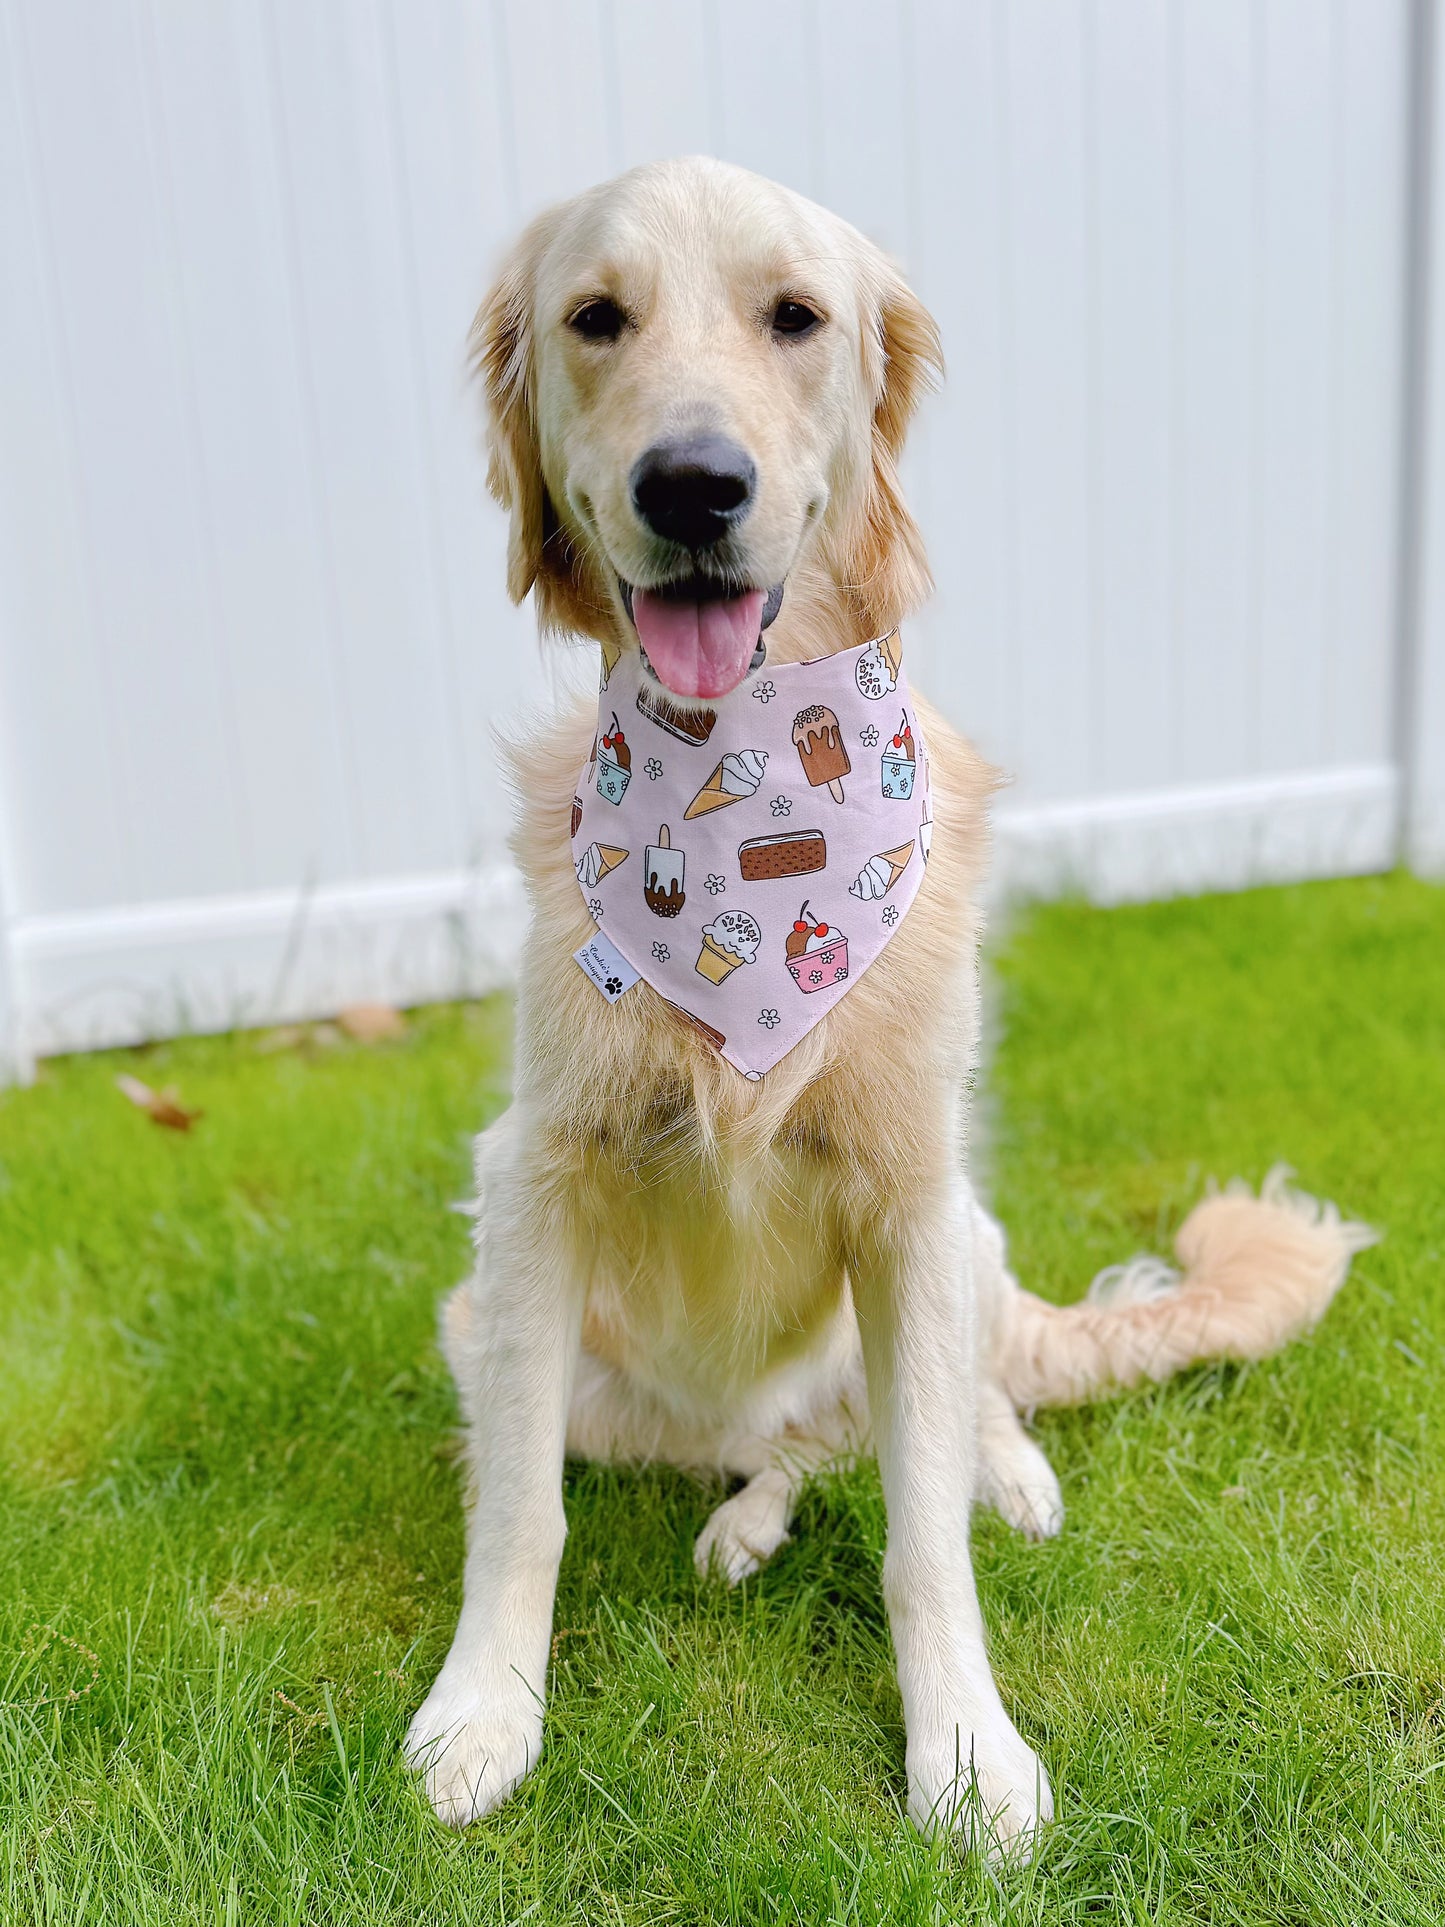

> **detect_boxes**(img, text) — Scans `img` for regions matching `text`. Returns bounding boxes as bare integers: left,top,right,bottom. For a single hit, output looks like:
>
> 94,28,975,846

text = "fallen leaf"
116,1074,202,1131
336,1003,407,1043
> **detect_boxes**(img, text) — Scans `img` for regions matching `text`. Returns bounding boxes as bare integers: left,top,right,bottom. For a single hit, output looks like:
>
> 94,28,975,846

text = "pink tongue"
630,588,765,698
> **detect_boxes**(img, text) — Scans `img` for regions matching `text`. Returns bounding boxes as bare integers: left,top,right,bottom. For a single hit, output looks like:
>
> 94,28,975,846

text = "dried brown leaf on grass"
336,1003,407,1043
115,1074,203,1131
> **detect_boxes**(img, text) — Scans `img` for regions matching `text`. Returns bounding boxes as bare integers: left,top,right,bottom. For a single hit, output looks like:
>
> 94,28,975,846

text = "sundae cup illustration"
684,749,768,819
595,712,632,804
644,824,686,918
575,841,629,889
855,630,903,700
792,705,850,803
695,908,761,984
880,713,916,799
784,901,849,993
849,842,914,901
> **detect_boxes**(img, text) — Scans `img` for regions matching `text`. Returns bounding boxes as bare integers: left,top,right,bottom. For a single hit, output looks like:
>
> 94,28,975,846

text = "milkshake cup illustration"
695,909,761,984
784,901,849,993
644,824,686,918
792,705,850,803
880,713,916,799
855,630,902,700
595,712,632,804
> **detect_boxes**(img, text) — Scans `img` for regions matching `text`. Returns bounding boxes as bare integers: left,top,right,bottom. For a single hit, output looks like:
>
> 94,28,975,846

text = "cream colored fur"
405,158,1374,1856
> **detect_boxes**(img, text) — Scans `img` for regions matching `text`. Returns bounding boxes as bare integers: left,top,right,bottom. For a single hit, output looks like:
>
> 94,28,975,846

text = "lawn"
2,873,1441,1925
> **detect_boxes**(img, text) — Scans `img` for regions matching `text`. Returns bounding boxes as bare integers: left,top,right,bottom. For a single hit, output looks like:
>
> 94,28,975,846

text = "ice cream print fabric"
572,633,932,1078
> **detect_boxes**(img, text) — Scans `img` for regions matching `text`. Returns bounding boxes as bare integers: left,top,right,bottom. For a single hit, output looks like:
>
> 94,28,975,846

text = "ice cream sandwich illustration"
575,841,629,889
849,842,913,901
644,824,685,918
792,705,850,803
595,713,632,804
636,684,717,746
784,901,849,993
738,828,827,883
880,713,916,799
695,909,761,984
855,630,903,700
663,999,726,1054
684,749,768,818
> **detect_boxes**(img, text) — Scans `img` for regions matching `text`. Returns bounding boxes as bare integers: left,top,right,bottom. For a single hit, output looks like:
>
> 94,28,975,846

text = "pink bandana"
571,631,933,1078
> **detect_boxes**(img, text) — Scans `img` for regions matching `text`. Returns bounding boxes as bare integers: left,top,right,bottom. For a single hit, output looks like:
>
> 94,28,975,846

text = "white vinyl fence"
3,0,1444,1076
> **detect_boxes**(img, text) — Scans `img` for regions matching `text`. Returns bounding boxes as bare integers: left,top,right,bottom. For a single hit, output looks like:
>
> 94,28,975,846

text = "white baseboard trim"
991,763,1400,906
4,763,1400,1070
10,863,527,1065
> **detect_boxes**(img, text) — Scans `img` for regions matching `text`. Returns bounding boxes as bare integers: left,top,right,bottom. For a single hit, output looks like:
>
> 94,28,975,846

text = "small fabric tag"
574,928,640,1002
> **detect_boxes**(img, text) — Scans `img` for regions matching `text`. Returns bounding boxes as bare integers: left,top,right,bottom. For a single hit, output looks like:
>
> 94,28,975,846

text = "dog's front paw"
404,1673,542,1828
907,1713,1052,1860
694,1479,792,1585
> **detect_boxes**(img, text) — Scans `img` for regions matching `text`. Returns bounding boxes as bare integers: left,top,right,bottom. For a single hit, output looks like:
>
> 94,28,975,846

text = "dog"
405,157,1373,1853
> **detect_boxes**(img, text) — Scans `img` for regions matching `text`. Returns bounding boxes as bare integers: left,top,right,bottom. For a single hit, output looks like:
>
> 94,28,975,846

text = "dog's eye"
772,299,821,338
569,298,626,341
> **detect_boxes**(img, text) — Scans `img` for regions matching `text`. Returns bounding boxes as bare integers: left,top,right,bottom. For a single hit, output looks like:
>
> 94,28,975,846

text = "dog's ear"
472,213,601,634
834,254,943,633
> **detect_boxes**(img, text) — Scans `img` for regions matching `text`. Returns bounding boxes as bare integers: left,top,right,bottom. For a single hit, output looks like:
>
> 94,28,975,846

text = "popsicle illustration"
644,823,686,918
792,705,850,803
595,712,632,804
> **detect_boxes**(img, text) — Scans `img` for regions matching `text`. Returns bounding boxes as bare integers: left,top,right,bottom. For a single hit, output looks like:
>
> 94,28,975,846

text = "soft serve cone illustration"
575,841,629,888
684,749,768,819
849,842,914,901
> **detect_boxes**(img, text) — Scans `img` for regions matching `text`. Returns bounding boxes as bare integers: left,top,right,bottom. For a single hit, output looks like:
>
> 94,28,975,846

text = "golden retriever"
405,157,1372,1854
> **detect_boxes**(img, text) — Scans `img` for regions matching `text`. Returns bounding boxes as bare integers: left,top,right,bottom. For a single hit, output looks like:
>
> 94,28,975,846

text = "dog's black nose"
630,436,756,550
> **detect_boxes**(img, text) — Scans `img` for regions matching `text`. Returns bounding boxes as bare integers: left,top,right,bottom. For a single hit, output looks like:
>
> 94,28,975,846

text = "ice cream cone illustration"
599,634,622,688
784,901,849,993
595,712,632,804
644,823,686,918
881,713,916,799
855,629,902,699
575,841,629,888
919,815,933,864
684,749,768,819
792,705,849,803
695,909,761,984
849,842,914,901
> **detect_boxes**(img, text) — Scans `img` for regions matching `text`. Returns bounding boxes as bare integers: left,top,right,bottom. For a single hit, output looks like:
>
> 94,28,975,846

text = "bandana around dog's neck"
570,630,933,1078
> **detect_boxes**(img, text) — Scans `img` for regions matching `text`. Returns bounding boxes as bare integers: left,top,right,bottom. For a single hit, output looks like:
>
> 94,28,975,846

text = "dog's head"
476,157,941,699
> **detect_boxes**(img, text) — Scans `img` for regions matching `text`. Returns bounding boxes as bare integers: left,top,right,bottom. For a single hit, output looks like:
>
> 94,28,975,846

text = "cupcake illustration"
696,909,762,985
881,713,916,799
596,712,632,804
784,901,849,994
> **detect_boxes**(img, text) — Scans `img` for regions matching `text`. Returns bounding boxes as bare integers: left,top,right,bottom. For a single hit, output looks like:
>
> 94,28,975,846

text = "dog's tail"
991,1167,1377,1410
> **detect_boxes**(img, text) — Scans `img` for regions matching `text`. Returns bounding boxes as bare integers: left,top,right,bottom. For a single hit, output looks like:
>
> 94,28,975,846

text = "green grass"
2,873,1441,1925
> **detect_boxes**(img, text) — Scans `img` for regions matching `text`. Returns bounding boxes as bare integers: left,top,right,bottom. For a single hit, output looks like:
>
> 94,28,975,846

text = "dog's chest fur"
504,682,997,1403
